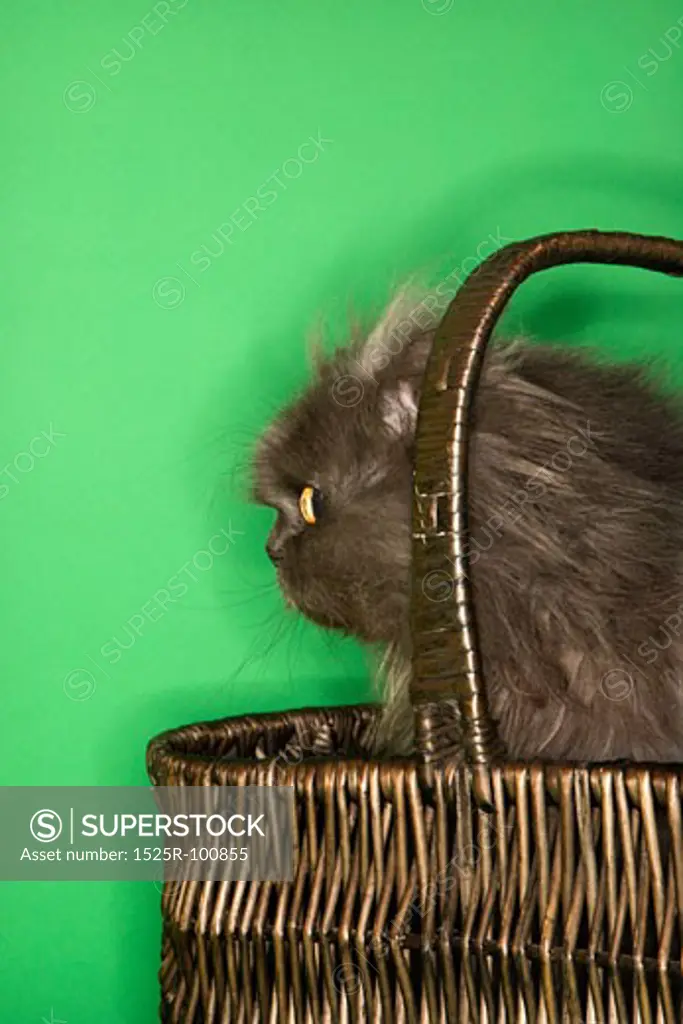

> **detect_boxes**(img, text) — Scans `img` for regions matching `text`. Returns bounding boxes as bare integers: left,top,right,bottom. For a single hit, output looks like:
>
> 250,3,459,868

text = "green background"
2,0,683,1018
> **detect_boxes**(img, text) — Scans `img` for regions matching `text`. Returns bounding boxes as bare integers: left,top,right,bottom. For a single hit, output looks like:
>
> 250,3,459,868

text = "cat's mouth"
276,562,406,644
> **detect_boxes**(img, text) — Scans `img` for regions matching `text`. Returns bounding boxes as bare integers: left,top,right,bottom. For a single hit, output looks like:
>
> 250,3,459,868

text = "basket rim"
146,704,683,804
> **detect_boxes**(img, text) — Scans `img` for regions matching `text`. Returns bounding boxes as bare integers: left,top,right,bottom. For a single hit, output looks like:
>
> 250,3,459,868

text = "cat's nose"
265,539,284,564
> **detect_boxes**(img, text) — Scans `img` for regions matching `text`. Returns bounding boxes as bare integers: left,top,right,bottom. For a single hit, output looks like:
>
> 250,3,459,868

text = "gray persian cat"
252,292,683,763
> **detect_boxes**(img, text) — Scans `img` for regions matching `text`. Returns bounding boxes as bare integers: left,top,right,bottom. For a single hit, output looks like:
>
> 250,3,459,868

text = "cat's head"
251,292,437,645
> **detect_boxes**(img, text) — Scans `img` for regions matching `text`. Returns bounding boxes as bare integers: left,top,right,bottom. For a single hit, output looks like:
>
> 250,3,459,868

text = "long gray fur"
252,292,683,763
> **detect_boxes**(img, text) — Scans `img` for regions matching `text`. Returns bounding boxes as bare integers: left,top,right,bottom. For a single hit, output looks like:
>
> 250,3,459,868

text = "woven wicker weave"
148,230,683,1023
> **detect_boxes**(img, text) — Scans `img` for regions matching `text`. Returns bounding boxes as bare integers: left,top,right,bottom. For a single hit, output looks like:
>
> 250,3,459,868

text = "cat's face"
252,295,434,645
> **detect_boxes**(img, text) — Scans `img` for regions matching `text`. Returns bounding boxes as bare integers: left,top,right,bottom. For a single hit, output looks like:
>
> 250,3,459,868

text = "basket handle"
410,229,683,774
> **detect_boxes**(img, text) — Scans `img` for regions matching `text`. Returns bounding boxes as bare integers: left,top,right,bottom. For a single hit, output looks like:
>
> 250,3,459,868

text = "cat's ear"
366,287,438,438
357,286,432,378
356,284,439,440
379,379,421,438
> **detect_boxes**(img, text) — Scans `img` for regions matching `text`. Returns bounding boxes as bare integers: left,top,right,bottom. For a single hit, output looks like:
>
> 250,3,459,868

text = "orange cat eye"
299,485,319,525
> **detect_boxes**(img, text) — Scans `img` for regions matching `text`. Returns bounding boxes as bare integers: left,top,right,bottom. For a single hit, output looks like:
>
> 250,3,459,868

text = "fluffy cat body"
253,293,683,763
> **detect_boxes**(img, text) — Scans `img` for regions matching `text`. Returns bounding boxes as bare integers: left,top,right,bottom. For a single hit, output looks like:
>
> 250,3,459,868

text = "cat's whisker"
254,611,300,686
284,614,307,687
216,605,291,695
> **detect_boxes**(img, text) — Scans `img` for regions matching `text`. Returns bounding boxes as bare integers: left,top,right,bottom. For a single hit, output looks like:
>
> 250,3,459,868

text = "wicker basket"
148,230,683,1023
